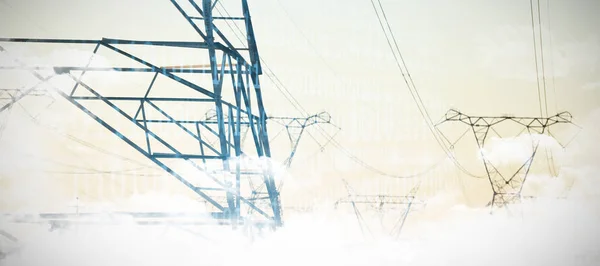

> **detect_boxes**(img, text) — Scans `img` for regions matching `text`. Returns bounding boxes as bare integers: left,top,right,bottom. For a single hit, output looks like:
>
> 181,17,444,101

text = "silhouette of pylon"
268,112,337,168
437,109,574,212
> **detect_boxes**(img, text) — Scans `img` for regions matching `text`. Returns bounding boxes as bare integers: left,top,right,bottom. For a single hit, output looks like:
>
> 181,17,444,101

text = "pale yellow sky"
0,0,599,213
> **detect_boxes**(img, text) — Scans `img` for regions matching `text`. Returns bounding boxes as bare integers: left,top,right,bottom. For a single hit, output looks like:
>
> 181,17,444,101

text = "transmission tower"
335,179,425,240
204,109,337,168
268,112,337,168
338,179,373,239
436,109,574,211
0,0,284,228
0,88,47,100
334,194,423,211
0,87,52,112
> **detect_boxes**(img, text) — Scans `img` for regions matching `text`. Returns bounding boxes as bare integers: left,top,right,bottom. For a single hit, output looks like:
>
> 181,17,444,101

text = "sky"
0,0,599,212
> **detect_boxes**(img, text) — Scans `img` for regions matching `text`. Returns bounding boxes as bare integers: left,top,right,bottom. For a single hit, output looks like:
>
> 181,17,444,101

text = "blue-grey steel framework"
0,0,283,227
436,109,574,210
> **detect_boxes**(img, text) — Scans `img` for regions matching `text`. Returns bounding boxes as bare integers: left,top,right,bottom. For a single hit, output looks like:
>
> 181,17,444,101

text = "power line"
5,147,154,176
369,0,485,179
213,5,360,177
546,0,559,113
213,6,432,211
15,100,160,170
530,0,545,117
537,0,561,179
1,0,159,170
536,0,549,116
529,0,560,180
275,0,340,78
215,3,441,179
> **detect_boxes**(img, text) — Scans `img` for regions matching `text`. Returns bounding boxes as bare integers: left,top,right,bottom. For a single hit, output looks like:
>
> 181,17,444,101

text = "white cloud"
480,133,562,166
2,190,600,266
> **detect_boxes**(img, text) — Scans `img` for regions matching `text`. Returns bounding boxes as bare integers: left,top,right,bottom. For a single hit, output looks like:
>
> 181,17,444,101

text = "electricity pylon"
0,86,53,113
0,0,283,228
0,88,47,100
334,194,422,211
335,181,425,239
202,109,338,214
268,112,337,168
204,109,337,168
436,109,574,211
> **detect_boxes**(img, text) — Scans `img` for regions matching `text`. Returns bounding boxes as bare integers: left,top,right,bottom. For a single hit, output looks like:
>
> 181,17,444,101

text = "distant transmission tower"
0,0,285,228
0,88,47,100
203,109,338,215
0,86,52,112
204,109,338,168
436,109,574,211
335,179,425,240
268,112,337,168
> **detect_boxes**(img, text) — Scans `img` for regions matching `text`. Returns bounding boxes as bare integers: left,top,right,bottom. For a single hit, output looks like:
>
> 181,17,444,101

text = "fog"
1,14,600,265
1,109,599,266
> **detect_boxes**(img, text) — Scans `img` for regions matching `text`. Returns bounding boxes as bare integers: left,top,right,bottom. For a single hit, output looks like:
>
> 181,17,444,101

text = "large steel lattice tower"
0,0,283,227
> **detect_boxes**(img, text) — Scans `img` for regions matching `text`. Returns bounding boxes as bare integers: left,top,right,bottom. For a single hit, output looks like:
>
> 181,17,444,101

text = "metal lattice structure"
335,180,424,239
0,0,285,228
0,88,47,100
204,109,338,168
269,112,336,168
0,86,52,112
334,194,422,210
437,109,574,210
